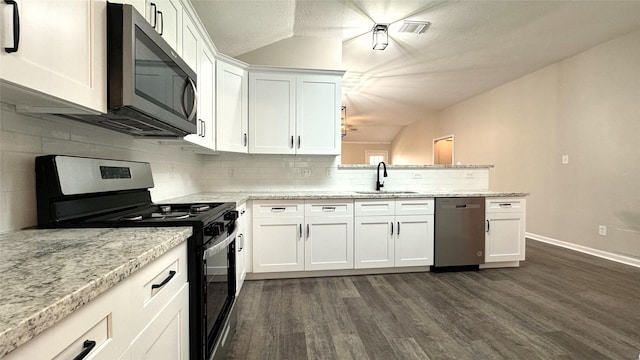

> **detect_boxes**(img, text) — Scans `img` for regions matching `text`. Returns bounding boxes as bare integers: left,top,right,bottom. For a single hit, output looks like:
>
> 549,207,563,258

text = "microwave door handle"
181,78,198,123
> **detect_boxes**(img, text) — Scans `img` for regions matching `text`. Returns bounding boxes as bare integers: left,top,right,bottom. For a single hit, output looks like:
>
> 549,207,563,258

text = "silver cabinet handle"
244,133,248,146
202,120,206,137
322,206,336,212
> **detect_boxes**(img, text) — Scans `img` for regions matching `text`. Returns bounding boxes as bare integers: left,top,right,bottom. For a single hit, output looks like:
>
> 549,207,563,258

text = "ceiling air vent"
398,21,431,34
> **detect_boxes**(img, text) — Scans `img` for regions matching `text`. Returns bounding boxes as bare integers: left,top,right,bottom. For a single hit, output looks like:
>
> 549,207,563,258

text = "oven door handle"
202,227,238,260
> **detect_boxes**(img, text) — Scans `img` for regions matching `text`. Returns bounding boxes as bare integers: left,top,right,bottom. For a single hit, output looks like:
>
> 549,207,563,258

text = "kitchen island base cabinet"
129,283,190,360
3,242,189,360
485,198,526,263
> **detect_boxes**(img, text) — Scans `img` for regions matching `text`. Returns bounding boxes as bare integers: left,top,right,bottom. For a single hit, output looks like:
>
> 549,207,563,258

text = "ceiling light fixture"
372,24,389,50
398,21,431,34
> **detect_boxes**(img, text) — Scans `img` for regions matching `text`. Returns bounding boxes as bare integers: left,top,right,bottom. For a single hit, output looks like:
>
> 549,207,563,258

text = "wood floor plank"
226,241,640,359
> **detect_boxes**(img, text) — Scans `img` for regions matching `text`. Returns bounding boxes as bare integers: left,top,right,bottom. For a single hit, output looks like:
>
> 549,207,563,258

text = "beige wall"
237,36,342,70
392,29,640,259
390,114,437,165
341,143,391,164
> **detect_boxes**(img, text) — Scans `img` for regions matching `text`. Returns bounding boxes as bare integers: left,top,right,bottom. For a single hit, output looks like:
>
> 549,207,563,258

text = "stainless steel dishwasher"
434,197,485,270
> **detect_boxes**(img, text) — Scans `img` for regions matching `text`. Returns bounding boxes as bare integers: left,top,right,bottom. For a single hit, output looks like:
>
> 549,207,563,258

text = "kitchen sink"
354,191,418,194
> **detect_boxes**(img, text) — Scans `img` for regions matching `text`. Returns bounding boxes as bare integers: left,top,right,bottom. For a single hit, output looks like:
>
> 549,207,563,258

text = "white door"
0,0,106,113
147,0,182,52
252,216,304,272
296,75,341,155
395,215,434,267
485,213,526,262
305,216,354,271
354,216,395,269
248,72,296,154
216,60,248,153
130,283,190,360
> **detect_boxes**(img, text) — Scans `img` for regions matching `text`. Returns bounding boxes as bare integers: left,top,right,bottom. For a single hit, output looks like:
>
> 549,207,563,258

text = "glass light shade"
372,24,388,50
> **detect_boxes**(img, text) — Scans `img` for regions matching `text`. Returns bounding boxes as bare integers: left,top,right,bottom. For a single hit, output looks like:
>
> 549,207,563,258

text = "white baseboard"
526,232,640,269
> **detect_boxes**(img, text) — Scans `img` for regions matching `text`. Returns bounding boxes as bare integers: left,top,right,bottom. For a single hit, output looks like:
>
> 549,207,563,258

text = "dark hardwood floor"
226,241,640,359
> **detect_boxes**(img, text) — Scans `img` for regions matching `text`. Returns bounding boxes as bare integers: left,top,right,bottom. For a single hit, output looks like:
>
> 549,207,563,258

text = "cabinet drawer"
129,242,188,332
3,280,130,360
355,199,394,216
305,200,353,216
253,200,304,217
395,198,434,216
486,198,526,213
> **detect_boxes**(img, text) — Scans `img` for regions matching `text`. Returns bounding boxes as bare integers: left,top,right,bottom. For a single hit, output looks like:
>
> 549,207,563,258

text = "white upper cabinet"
216,59,248,153
144,0,182,52
0,0,106,114
248,70,343,155
296,75,342,155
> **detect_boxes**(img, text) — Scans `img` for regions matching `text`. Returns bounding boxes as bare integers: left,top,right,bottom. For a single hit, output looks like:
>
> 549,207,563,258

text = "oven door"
202,227,237,359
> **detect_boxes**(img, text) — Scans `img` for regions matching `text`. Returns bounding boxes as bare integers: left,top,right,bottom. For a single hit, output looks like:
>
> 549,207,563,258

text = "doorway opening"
433,135,454,165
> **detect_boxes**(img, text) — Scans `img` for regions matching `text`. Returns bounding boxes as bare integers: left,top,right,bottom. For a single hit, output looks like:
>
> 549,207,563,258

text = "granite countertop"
163,191,529,205
0,227,192,358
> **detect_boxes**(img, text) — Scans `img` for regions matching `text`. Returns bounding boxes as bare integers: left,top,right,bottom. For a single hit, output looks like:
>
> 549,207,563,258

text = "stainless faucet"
376,161,388,191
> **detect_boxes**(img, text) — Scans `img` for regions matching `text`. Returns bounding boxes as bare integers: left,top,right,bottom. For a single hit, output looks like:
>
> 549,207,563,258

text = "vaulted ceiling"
191,0,640,143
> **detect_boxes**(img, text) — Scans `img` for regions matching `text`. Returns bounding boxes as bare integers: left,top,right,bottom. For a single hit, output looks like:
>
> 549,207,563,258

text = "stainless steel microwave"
62,3,197,137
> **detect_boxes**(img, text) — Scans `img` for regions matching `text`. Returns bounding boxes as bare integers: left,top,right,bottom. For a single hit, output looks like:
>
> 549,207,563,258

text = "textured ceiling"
191,0,640,143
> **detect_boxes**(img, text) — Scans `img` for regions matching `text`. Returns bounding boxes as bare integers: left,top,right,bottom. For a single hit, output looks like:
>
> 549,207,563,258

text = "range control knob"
224,210,239,221
204,222,225,237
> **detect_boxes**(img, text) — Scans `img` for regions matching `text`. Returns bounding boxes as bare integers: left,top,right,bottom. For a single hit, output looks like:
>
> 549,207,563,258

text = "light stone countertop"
0,227,192,358
163,191,529,206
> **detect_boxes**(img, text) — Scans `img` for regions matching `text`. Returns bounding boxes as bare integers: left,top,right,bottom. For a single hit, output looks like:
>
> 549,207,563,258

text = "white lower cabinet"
4,242,189,360
485,198,526,263
129,283,190,360
252,200,354,273
235,202,248,294
355,198,434,269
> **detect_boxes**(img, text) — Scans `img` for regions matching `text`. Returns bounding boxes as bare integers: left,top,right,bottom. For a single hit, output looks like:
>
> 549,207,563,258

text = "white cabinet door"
305,216,354,271
395,215,434,267
0,0,106,113
485,212,526,262
354,216,395,269
216,60,248,153
252,216,304,272
130,283,190,360
248,72,297,154
183,42,216,150
180,12,199,72
145,0,181,52
296,75,341,155
235,203,248,294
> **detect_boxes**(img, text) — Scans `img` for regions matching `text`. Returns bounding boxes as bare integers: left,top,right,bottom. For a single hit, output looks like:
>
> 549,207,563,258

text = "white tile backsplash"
1,106,489,232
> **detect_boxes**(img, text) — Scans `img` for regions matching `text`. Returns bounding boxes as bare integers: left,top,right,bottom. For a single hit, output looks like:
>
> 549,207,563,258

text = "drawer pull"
322,206,336,212
499,203,512,208
151,270,176,289
72,339,96,360
270,207,286,212
4,0,20,53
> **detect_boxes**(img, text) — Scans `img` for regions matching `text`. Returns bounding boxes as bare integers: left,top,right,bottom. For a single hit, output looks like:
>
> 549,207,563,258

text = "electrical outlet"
598,225,607,236
562,155,569,164
302,169,312,177
465,172,474,179
229,168,235,177
413,172,422,179
326,168,333,178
